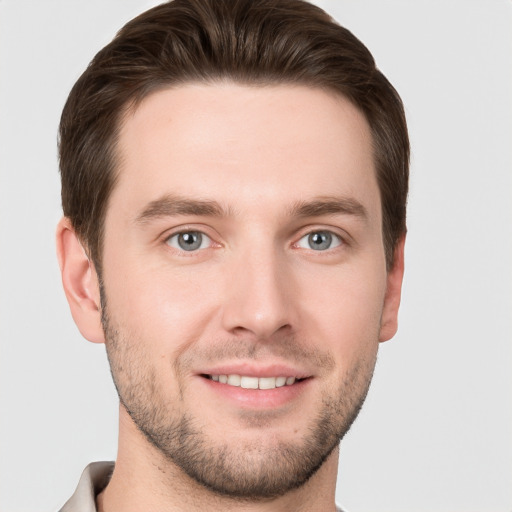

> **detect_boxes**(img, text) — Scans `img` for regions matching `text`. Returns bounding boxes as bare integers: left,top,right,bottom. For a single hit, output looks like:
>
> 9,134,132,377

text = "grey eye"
297,231,341,251
167,231,210,251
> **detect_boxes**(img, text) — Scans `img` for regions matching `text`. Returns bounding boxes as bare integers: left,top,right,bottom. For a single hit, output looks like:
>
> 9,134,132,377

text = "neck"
97,405,339,512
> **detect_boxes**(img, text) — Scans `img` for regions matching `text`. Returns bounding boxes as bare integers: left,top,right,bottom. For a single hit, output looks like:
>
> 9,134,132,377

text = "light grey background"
1,1,511,511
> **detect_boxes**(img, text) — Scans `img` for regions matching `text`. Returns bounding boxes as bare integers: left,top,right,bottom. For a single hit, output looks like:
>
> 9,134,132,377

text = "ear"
56,217,105,343
379,236,406,342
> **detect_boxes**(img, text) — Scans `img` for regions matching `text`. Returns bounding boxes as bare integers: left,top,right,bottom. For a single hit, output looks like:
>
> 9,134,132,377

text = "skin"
57,83,405,512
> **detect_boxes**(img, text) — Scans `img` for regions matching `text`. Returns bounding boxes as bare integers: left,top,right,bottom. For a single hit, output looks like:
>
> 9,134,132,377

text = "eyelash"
294,230,344,252
163,227,347,255
165,230,216,253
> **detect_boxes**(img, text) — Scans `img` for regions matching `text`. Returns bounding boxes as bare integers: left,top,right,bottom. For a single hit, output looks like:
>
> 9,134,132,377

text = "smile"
207,374,299,390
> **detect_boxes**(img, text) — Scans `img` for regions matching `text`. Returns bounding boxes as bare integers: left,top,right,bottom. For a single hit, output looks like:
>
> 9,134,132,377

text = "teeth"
275,376,287,387
258,377,276,390
241,376,259,389
209,374,299,389
227,374,241,386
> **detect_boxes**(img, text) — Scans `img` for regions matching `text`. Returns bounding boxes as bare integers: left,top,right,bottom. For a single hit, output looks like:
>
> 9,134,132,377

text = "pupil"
309,231,331,250
178,232,202,251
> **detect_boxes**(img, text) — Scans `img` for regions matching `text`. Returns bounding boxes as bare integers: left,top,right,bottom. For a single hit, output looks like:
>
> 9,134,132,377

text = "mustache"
176,335,336,373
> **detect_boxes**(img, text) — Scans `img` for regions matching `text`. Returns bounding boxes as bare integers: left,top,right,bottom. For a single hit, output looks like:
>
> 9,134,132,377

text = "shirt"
59,462,113,512
59,461,345,511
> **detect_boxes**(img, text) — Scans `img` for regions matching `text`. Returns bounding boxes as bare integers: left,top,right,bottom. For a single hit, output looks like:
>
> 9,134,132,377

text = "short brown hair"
59,0,409,272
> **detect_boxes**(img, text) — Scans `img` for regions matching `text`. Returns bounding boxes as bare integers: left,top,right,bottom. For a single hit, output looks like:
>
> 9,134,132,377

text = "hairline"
90,78,392,276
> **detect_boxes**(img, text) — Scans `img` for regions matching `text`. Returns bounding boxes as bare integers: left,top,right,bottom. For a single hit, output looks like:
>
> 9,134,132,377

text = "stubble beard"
101,302,377,501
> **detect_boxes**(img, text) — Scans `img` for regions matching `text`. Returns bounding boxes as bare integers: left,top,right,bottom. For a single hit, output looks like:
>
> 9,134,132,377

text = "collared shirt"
59,462,113,512
59,461,345,511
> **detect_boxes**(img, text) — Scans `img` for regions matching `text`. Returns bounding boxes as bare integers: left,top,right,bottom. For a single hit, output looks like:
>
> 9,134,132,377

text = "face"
97,83,398,498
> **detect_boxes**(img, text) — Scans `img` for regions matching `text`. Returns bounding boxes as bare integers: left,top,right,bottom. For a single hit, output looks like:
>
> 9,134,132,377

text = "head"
59,0,408,275
57,0,408,502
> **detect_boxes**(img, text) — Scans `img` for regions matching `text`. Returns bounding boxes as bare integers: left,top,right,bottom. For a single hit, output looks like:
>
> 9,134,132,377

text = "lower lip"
199,376,310,409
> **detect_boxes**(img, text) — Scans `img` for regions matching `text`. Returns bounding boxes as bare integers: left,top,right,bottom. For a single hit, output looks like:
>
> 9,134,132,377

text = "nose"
221,245,295,340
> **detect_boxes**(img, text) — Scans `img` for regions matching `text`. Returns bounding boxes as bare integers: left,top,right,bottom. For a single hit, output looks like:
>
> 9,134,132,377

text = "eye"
296,230,342,251
166,231,212,252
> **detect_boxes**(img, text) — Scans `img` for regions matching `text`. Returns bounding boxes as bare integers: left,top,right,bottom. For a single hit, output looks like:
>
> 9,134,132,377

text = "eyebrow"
134,194,368,224
289,196,368,221
135,195,230,224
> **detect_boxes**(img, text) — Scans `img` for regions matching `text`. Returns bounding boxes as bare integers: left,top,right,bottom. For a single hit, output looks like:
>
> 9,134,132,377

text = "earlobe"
56,217,105,344
379,236,406,343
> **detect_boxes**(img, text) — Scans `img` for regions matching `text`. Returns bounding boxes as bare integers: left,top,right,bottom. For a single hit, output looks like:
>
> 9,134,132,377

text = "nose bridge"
222,237,293,338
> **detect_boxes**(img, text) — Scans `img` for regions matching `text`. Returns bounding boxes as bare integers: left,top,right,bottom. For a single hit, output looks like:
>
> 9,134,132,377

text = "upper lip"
197,363,312,379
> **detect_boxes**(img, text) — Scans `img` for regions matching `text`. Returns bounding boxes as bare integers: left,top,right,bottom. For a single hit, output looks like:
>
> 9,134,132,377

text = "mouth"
202,374,306,390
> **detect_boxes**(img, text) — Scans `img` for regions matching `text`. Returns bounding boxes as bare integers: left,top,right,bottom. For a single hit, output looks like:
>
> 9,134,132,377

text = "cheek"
104,261,222,349
298,261,387,361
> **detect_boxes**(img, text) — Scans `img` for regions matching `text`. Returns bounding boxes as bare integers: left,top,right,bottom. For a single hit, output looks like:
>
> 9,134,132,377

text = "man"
56,0,408,510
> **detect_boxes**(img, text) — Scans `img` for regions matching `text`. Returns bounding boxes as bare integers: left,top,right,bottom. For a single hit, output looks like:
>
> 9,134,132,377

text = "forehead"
112,82,380,222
